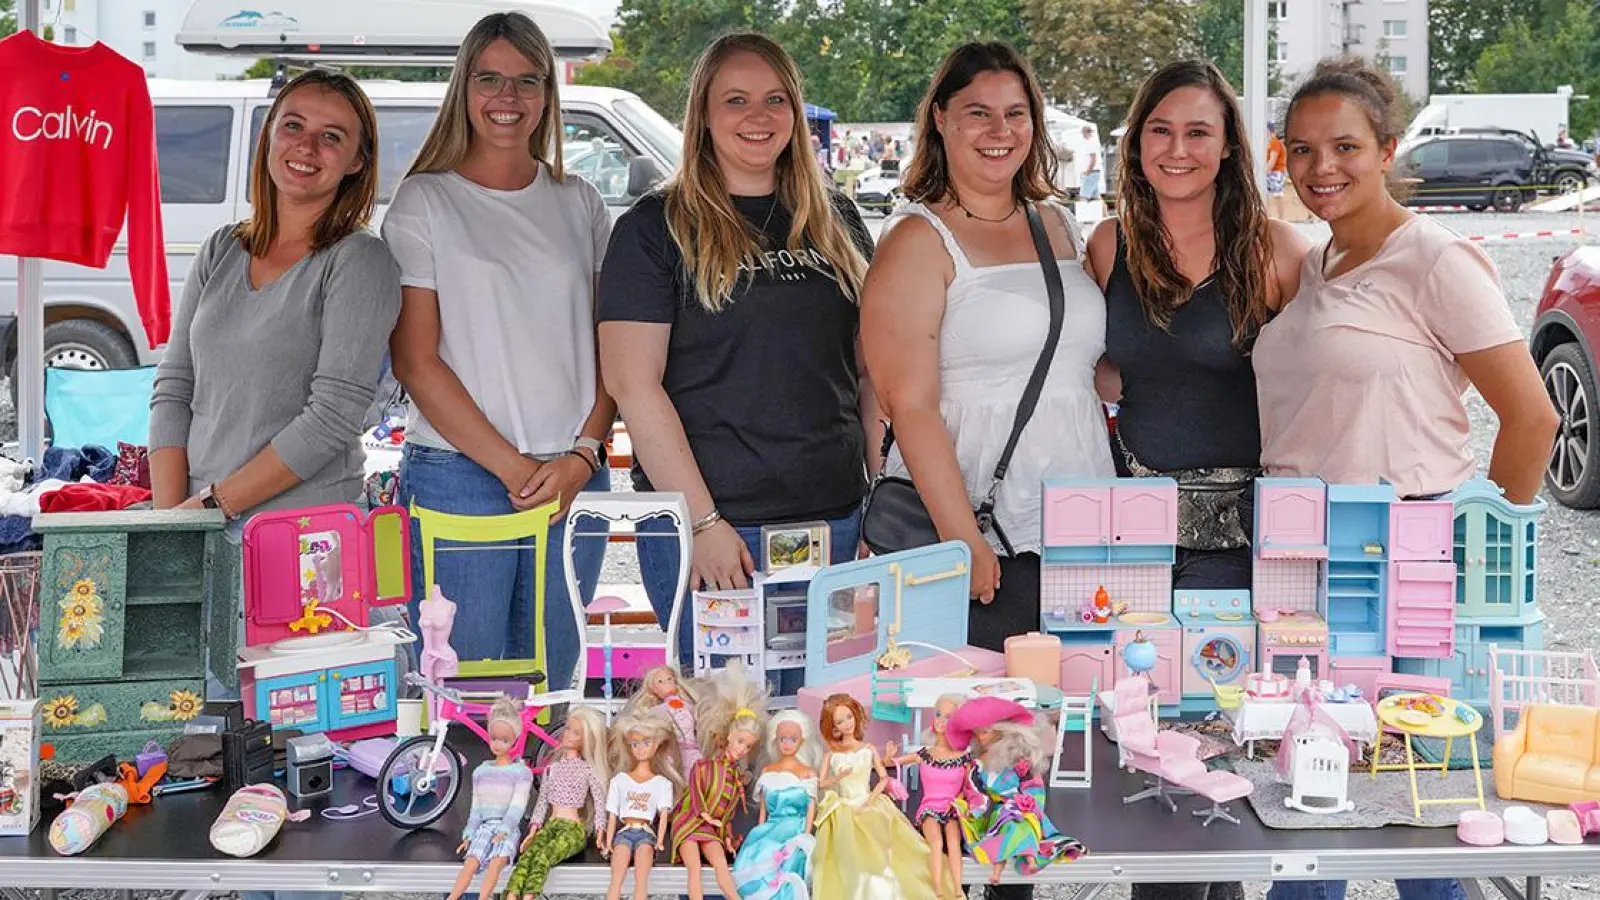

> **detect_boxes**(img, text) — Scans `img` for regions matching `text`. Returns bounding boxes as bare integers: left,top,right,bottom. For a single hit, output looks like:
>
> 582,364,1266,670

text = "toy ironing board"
241,504,412,647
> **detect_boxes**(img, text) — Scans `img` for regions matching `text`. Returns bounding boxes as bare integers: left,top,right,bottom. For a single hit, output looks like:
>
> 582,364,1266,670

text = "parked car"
0,79,682,381
852,160,903,214
1395,132,1595,212
1532,247,1600,507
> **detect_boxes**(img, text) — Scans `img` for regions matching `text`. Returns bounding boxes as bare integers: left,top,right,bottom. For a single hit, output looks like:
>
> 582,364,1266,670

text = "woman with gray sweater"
149,69,400,520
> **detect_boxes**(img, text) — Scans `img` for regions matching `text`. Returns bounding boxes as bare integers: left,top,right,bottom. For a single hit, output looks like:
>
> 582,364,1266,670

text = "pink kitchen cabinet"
1059,643,1115,696
1389,501,1454,562
1110,485,1179,546
1330,655,1388,700
1115,629,1182,706
1043,486,1112,547
1255,479,1327,557
1387,561,1457,659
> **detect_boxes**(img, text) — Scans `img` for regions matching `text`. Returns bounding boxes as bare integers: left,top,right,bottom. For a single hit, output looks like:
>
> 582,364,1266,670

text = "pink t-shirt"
1254,216,1523,499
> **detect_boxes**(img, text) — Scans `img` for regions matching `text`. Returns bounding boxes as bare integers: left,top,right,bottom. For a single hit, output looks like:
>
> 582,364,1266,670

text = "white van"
0,78,681,375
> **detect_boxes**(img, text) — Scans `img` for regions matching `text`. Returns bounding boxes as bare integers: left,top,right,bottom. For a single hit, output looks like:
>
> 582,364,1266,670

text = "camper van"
0,79,681,376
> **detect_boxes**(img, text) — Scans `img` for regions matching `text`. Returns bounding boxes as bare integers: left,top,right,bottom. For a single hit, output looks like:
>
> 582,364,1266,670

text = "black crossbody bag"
860,203,1066,557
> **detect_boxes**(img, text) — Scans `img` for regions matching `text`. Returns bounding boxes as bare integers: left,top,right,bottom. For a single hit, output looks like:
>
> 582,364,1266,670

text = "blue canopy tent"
807,103,837,156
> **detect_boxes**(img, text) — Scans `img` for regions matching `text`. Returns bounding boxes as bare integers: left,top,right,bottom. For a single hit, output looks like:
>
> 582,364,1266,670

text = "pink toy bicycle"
376,671,580,829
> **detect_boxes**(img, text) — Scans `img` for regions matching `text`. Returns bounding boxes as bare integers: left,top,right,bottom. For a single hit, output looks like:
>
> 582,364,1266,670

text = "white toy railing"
1487,644,1600,741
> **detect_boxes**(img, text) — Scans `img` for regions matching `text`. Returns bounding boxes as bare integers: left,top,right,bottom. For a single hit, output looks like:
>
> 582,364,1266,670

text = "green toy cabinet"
1448,478,1541,619
33,510,234,762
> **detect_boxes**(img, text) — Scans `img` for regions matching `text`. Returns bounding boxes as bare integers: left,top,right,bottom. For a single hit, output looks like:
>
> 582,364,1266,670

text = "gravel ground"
5,210,1595,899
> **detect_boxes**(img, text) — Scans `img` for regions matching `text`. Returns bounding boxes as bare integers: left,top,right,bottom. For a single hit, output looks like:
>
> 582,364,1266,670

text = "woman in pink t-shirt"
1254,54,1559,900
1255,56,1556,507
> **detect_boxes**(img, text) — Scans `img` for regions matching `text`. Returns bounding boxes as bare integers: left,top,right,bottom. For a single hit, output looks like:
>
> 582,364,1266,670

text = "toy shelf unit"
33,510,233,762
692,567,815,700
1323,484,1394,658
237,505,413,740
1487,645,1600,741
1447,478,1542,620
692,588,764,671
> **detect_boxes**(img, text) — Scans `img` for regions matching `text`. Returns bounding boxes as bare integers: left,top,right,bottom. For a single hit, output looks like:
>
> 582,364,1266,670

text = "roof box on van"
176,0,611,63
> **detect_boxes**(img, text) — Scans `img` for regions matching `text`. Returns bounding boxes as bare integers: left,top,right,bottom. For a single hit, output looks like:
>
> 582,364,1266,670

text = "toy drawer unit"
238,630,407,740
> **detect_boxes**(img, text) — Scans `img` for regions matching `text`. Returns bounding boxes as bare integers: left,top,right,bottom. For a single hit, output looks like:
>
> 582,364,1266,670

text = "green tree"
1472,0,1600,139
1428,0,1518,93
1193,0,1282,97
1023,0,1196,129
0,0,14,39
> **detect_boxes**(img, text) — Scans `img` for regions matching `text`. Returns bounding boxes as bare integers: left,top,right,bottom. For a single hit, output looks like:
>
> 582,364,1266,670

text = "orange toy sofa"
1492,704,1600,805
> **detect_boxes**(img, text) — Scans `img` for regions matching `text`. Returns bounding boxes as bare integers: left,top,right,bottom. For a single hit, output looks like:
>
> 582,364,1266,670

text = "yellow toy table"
1370,692,1486,819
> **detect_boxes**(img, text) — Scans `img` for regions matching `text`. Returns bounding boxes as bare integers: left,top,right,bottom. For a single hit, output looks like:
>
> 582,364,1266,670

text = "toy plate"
1395,709,1432,728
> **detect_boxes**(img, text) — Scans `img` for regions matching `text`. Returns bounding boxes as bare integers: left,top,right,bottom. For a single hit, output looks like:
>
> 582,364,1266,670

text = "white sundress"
882,201,1116,556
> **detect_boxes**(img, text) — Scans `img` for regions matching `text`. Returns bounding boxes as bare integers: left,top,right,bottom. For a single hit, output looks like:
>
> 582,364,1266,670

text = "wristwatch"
574,436,605,457
196,485,219,511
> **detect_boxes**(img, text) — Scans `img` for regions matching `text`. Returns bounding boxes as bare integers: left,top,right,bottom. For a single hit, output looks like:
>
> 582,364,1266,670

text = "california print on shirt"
737,245,839,284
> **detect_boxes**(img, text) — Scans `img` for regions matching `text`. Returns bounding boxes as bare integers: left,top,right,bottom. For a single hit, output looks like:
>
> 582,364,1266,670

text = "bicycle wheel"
378,734,463,829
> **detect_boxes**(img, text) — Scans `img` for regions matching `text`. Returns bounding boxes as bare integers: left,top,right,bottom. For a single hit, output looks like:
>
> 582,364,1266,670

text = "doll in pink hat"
948,697,1085,885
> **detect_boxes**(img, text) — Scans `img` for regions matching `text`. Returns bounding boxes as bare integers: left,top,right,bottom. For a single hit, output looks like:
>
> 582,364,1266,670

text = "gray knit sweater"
149,225,401,516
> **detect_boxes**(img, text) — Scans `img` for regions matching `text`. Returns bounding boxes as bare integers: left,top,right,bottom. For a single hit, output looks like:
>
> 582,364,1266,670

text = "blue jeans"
1268,880,1466,900
398,444,609,692
637,509,862,669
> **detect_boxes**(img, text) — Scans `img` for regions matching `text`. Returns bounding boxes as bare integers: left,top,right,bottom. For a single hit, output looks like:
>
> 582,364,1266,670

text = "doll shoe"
1547,810,1583,845
1456,810,1503,846
1502,806,1549,845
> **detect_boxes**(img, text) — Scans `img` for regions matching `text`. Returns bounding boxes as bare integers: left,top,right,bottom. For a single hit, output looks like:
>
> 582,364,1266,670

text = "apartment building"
39,0,250,79
1271,0,1429,101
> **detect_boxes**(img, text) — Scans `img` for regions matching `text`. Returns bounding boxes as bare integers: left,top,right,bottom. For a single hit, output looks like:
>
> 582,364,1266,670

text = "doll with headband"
731,708,820,900
502,706,608,900
448,696,535,900
601,709,684,900
626,665,701,769
669,662,767,900
885,693,979,899
949,696,1085,885
812,693,937,900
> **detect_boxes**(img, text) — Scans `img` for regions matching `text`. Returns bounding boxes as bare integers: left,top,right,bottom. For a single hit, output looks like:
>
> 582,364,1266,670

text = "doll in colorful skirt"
503,706,609,900
949,696,1086,885
669,661,767,900
886,693,979,899
448,697,535,900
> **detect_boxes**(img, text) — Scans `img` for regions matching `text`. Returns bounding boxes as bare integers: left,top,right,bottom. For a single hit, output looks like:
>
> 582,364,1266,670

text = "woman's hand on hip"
692,520,754,590
966,537,1001,604
520,455,591,519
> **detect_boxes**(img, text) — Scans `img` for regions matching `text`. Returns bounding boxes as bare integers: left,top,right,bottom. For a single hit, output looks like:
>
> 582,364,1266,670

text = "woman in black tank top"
1082,60,1307,900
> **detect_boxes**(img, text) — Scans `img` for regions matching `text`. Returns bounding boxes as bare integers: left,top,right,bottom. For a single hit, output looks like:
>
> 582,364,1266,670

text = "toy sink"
269,631,364,654
1118,612,1171,626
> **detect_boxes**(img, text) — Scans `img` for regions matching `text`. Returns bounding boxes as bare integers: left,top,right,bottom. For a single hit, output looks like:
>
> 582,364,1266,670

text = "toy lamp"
1122,631,1158,675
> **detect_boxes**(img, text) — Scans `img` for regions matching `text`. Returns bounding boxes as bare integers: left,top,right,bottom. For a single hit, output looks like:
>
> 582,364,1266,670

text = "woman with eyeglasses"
385,12,614,692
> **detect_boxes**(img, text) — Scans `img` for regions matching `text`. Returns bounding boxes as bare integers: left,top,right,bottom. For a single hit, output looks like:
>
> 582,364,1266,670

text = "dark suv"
1396,132,1593,212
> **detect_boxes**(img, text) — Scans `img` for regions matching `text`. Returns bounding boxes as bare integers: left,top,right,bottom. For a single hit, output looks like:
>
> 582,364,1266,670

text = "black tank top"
1103,231,1262,472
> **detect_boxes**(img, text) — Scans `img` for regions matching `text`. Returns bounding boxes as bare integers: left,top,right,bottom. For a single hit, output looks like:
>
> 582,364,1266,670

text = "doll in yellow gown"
812,693,937,900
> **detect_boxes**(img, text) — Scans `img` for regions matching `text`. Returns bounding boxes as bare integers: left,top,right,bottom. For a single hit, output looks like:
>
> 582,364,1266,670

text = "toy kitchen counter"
0,731,1581,895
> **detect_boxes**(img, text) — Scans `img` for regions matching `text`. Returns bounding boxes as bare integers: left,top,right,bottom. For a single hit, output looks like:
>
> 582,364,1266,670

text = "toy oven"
1259,630,1328,682
765,588,808,651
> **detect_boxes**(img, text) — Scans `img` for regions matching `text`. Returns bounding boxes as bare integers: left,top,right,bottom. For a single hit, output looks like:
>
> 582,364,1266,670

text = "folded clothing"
39,483,152,513
37,445,115,485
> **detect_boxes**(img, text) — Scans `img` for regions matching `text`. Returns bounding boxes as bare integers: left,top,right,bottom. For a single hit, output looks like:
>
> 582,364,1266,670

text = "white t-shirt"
606,772,674,821
382,165,612,455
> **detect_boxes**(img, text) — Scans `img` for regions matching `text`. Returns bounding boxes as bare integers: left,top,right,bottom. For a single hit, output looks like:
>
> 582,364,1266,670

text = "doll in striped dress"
669,662,768,900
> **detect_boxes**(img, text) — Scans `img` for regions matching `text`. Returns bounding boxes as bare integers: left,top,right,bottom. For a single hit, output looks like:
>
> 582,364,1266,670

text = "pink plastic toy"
418,585,460,722
1457,810,1504,846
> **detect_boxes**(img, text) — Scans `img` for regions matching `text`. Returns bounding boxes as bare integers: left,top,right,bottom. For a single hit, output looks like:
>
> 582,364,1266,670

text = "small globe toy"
1122,631,1158,674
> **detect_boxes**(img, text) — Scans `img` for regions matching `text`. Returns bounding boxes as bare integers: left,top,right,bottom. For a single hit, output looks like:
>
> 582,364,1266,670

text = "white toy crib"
1284,728,1354,815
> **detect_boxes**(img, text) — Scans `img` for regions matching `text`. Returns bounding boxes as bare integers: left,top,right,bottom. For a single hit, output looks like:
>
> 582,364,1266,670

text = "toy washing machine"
1173,590,1255,699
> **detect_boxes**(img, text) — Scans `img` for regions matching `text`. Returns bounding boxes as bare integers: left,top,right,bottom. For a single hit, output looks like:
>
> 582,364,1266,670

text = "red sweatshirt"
0,31,170,347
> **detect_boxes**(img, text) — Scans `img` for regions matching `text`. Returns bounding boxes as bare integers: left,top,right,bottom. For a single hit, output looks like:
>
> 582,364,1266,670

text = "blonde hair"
921,693,967,749
665,32,868,314
405,11,565,180
763,709,820,770
625,665,699,715
980,719,1052,775
609,709,686,790
695,661,769,765
235,69,379,256
487,695,522,739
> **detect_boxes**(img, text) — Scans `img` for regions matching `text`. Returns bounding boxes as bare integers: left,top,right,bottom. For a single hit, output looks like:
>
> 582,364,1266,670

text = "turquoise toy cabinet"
33,510,234,762
1447,478,1541,619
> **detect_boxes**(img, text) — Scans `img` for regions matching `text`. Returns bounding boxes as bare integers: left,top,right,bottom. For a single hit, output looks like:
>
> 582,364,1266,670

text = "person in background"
1265,122,1289,219
1554,124,1576,149
599,33,878,668
1087,58,1307,900
385,11,614,693
150,68,400,900
1077,124,1103,202
1259,55,1559,900
862,47,1113,900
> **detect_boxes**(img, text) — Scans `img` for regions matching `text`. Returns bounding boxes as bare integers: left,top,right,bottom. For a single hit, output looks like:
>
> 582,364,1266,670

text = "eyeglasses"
470,71,547,98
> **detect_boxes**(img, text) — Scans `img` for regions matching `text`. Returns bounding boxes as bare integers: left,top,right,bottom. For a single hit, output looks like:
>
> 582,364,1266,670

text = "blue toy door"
804,541,972,686
1191,633,1250,684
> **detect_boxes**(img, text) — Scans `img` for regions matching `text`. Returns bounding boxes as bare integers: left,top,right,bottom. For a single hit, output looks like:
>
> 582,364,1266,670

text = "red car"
1533,247,1600,507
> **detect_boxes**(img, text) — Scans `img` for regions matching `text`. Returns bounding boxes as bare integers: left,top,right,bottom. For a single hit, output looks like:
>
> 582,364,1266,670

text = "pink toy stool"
1186,770,1253,827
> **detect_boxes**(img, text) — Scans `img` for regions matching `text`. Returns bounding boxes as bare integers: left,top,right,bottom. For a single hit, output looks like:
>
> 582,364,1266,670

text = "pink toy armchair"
1114,678,1206,811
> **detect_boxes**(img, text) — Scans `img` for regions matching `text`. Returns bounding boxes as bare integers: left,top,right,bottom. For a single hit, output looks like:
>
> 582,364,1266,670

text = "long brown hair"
1115,60,1273,347
901,42,1058,207
406,11,565,180
665,33,868,314
235,69,379,256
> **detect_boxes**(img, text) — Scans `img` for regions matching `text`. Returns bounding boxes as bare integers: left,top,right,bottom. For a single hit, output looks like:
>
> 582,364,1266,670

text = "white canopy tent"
8,0,1268,466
